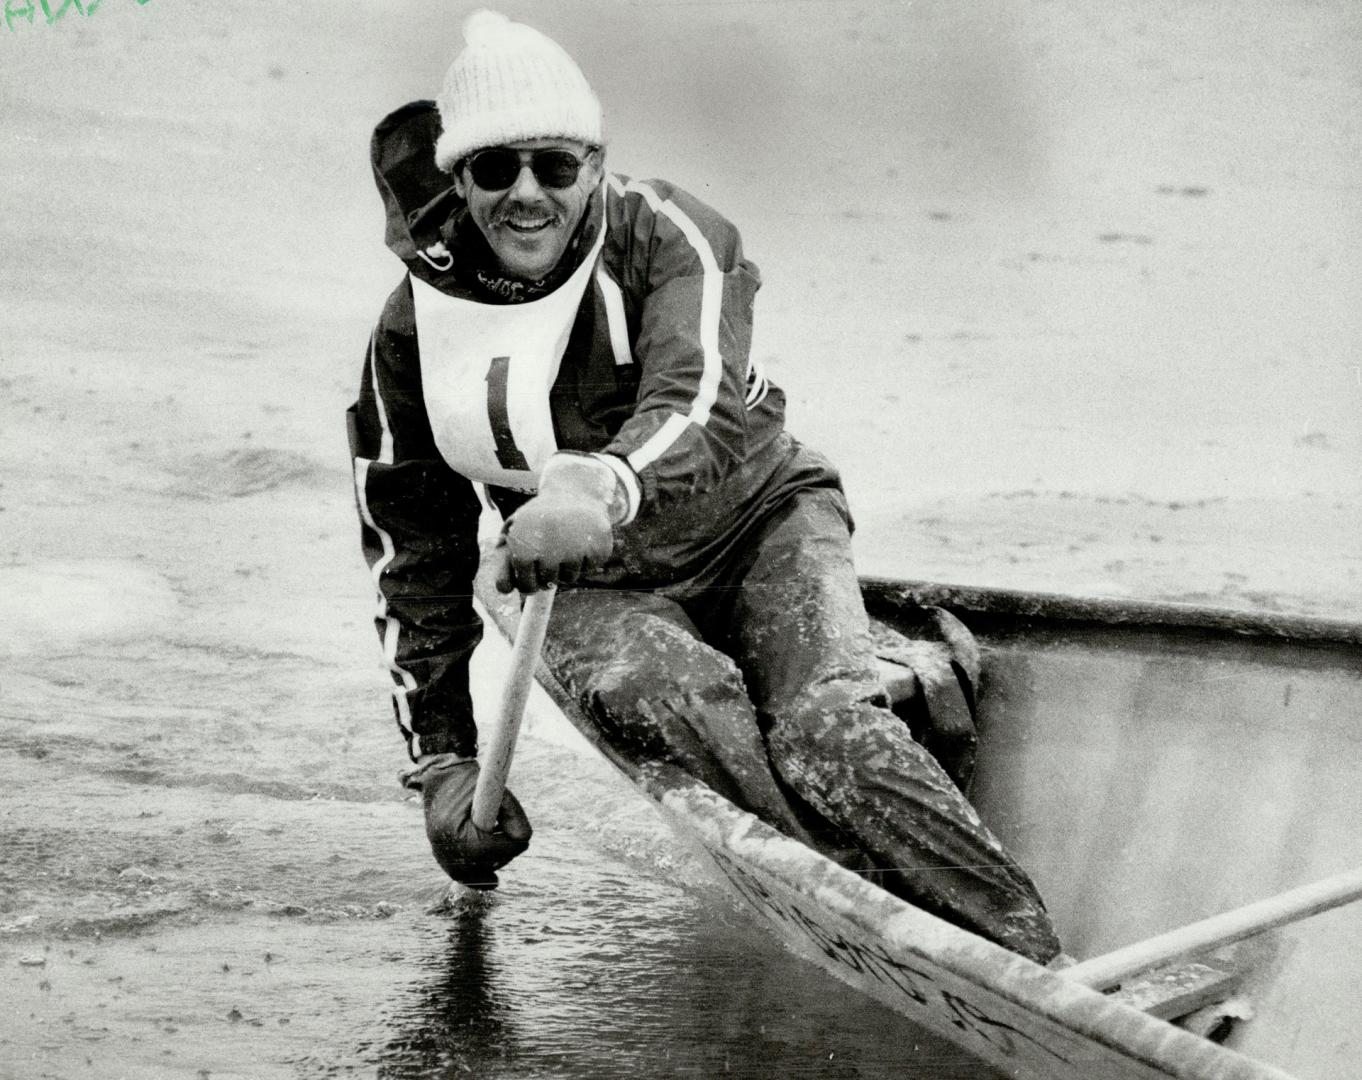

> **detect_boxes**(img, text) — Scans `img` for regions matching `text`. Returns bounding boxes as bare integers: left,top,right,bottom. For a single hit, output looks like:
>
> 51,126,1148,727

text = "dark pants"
542,487,1061,964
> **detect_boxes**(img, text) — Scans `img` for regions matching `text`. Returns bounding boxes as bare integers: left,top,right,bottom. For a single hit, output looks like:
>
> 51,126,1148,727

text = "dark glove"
421,759,532,889
492,453,630,594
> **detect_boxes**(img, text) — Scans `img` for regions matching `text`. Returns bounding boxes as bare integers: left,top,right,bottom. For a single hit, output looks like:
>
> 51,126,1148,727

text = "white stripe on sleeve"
612,178,724,473
627,412,692,475
353,331,420,748
744,354,770,408
595,268,633,367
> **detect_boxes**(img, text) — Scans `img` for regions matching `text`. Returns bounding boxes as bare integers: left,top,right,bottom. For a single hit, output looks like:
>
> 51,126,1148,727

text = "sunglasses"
464,147,594,191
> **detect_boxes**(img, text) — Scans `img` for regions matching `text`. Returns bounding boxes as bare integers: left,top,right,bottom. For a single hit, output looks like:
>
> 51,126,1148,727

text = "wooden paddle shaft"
1064,863,1362,990
471,587,556,832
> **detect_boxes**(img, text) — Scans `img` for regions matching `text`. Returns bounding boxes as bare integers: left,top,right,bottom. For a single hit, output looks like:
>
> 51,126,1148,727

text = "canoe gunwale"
860,577,1362,650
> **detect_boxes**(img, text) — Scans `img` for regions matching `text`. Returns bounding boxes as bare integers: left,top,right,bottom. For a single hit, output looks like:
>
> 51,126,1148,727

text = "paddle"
471,586,556,832
1062,863,1362,990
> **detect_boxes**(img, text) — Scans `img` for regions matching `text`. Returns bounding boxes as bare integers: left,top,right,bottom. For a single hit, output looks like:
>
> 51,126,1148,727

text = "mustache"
491,202,562,226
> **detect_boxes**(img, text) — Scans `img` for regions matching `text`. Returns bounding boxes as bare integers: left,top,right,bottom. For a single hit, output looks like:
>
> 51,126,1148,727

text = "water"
0,578,1001,1079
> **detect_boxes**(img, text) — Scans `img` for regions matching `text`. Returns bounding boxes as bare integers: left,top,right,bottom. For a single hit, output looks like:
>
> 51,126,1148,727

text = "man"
348,10,1062,964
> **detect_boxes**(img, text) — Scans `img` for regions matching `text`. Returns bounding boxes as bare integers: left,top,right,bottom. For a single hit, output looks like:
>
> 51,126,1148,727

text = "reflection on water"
371,877,1004,1080
377,898,523,1076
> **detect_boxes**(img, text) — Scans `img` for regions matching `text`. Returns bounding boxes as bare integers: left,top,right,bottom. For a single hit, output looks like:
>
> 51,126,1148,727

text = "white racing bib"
412,202,607,493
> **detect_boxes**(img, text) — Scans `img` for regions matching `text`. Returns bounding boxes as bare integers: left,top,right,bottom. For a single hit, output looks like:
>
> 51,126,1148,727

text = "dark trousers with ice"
542,487,1061,965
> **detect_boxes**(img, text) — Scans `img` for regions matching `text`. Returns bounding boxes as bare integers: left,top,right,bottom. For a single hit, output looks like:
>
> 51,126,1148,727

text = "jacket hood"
370,101,465,276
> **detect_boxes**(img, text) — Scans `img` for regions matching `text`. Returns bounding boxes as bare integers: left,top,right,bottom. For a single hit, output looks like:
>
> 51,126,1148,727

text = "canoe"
475,573,1362,1080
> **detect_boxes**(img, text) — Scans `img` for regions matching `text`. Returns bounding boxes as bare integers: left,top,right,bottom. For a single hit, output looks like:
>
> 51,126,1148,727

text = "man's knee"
763,674,892,749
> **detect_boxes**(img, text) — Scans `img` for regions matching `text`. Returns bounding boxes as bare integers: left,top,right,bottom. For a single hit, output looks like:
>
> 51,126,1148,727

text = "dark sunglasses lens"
467,149,584,190
531,151,583,189
468,150,521,190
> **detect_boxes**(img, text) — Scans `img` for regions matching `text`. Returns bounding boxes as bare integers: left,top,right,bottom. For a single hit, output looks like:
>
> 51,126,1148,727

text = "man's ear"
451,168,469,199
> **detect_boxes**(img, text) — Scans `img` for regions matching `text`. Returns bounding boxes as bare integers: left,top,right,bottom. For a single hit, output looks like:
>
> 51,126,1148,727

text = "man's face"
453,139,603,282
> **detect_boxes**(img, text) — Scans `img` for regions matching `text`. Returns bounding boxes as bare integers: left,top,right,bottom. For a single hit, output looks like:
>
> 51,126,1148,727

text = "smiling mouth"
501,214,556,234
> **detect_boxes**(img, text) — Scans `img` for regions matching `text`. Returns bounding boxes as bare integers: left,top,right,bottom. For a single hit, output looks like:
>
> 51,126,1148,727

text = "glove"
420,759,532,889
491,453,631,594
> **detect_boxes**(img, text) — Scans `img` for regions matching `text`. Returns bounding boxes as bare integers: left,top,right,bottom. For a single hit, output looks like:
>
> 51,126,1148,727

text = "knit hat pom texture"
434,10,603,172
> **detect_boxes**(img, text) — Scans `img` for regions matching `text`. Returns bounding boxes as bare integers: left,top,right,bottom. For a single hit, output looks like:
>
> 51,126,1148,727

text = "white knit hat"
434,10,604,172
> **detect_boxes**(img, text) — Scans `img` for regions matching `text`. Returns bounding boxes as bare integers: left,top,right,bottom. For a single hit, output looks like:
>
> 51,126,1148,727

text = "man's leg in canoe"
718,486,1063,965
540,588,815,843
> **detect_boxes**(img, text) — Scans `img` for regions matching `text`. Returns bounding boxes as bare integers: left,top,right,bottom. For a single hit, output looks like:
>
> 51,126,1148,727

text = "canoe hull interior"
863,579,1362,1079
